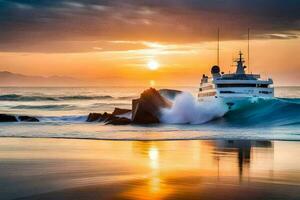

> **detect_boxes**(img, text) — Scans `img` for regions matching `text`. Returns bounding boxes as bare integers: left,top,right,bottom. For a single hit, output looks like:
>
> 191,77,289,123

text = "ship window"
217,84,256,88
220,91,235,93
217,84,269,88
257,84,269,88
259,91,272,94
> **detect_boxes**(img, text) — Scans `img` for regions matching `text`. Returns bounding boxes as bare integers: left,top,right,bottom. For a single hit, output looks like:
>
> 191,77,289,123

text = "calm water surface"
0,138,299,200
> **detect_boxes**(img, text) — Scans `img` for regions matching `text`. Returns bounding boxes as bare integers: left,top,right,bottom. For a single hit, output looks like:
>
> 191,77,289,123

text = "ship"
198,51,274,110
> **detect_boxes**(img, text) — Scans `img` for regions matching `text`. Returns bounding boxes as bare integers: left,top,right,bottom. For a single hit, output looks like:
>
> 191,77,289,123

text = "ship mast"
217,27,220,66
236,51,245,74
248,28,250,73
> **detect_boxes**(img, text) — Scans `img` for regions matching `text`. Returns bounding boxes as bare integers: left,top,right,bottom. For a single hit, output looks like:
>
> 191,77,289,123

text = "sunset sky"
0,0,299,86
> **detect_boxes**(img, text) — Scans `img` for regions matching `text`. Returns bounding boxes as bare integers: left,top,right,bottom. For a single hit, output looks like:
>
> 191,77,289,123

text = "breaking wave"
0,94,57,101
160,92,300,127
218,98,300,127
12,104,76,110
38,115,87,122
0,94,114,101
160,92,228,124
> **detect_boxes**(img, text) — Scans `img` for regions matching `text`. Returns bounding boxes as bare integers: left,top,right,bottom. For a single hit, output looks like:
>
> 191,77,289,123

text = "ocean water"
0,86,299,141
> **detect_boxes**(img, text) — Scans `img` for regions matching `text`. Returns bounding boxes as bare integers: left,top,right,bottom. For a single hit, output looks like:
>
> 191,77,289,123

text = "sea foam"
160,92,228,124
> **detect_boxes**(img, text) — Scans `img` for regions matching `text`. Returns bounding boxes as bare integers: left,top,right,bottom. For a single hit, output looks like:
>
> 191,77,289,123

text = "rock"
112,108,131,116
19,116,39,122
105,117,132,125
86,112,115,122
0,114,18,122
132,88,172,124
0,114,39,122
87,88,172,125
87,111,129,124
102,112,116,122
87,113,103,122
159,89,182,100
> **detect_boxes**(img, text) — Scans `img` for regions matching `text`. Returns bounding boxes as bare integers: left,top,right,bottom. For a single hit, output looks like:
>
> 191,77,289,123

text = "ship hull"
199,94,273,110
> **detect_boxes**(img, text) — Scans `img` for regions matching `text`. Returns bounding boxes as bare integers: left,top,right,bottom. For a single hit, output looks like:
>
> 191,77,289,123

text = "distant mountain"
0,71,83,86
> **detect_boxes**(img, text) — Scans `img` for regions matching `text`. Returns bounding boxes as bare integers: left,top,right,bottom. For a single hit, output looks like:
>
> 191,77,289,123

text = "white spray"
160,92,228,124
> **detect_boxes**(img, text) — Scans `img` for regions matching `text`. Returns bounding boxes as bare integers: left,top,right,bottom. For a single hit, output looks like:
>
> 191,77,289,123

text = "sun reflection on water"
3,139,299,200
149,147,159,169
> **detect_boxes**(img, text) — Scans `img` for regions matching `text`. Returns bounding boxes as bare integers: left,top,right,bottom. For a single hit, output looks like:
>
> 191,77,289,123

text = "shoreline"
1,135,300,142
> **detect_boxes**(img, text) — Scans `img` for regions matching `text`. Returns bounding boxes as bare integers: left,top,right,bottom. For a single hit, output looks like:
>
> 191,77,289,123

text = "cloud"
0,0,299,52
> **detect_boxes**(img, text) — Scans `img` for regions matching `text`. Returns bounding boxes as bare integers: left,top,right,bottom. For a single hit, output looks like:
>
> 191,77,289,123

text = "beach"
1,138,299,200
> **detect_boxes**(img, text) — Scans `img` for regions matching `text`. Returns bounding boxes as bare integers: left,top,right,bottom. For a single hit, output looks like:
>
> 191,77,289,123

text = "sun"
147,60,160,70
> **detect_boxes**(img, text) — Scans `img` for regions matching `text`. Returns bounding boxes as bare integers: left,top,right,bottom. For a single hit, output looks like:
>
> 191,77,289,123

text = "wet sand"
0,138,299,200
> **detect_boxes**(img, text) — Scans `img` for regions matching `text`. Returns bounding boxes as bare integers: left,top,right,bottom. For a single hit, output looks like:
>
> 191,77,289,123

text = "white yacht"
198,51,274,110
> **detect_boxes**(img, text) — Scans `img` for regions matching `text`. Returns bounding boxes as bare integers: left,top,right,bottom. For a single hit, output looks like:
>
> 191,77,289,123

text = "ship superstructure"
198,51,274,109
